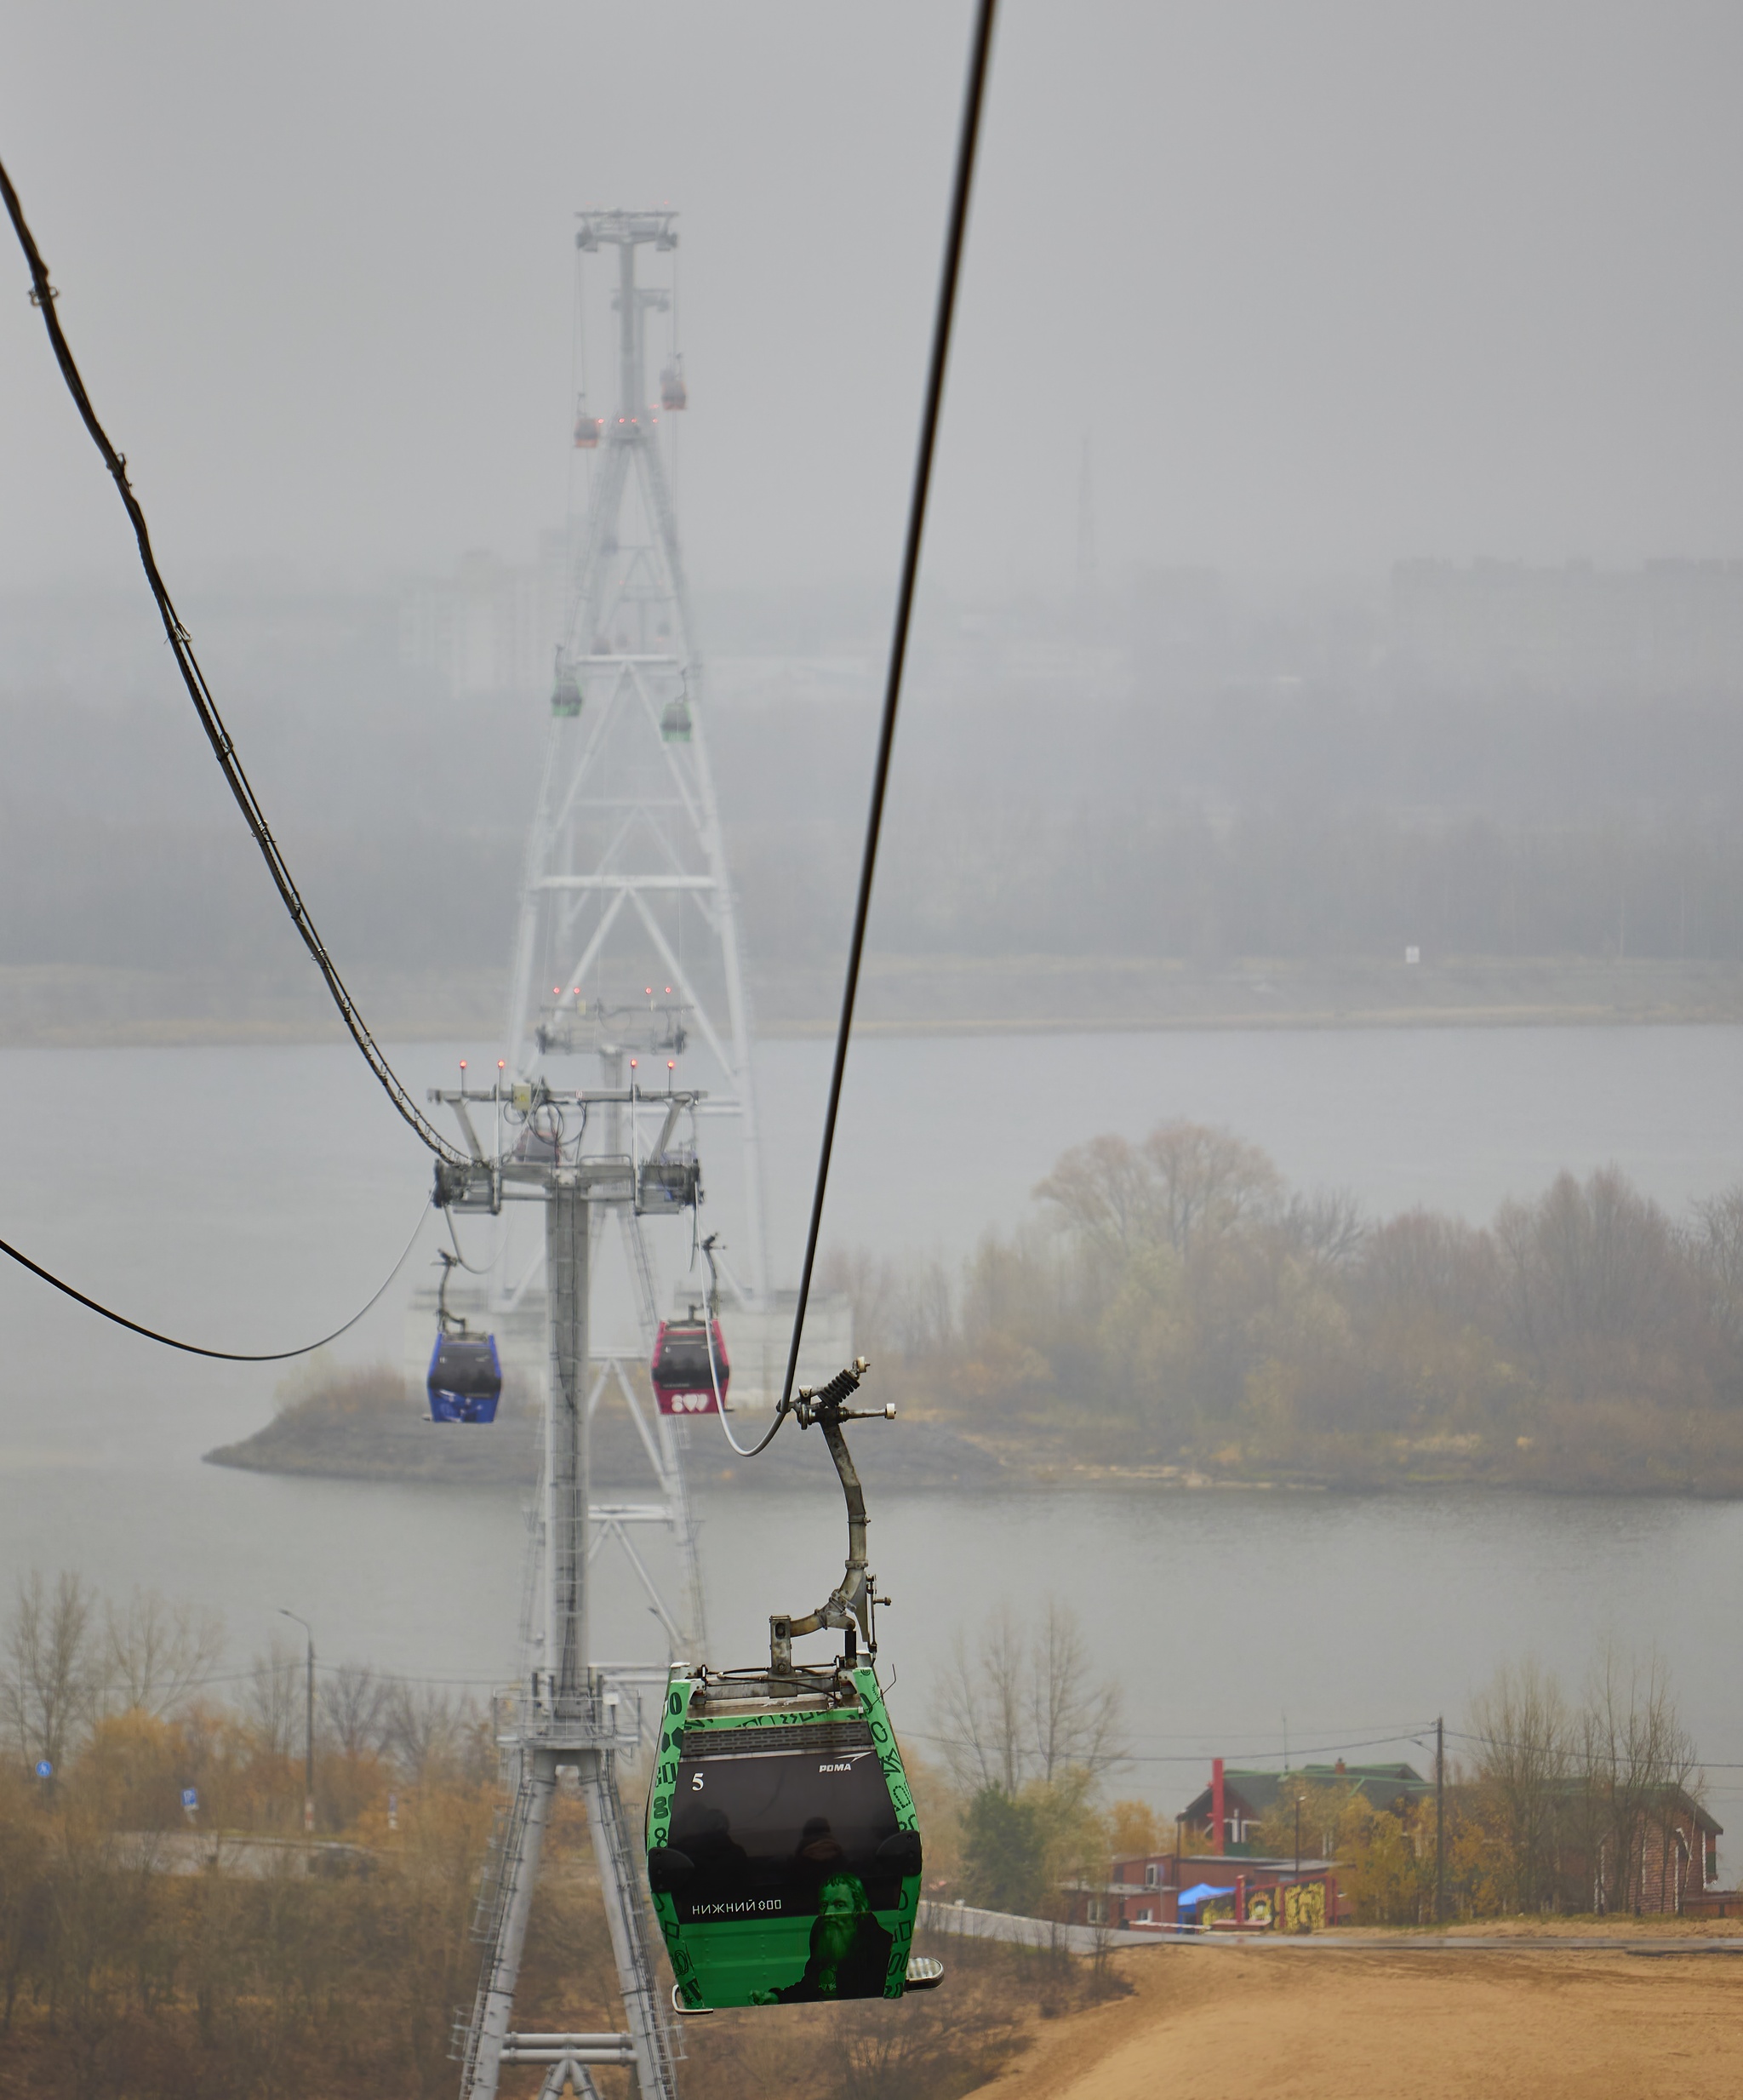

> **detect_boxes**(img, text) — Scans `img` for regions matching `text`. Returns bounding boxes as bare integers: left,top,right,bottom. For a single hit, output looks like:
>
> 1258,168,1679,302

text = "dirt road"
963,1934,1743,2100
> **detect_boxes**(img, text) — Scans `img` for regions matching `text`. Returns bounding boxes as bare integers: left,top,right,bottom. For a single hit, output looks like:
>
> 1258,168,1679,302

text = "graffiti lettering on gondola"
694,1708,838,1732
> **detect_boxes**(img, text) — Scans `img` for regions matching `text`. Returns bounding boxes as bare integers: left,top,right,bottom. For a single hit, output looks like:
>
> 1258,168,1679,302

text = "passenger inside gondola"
790,1815,846,1904
670,1806,746,1909
756,1874,894,2004
664,1738,902,1921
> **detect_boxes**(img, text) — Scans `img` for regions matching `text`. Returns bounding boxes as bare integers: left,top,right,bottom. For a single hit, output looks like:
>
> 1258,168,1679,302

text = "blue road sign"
34,1760,52,1779
181,1788,199,1811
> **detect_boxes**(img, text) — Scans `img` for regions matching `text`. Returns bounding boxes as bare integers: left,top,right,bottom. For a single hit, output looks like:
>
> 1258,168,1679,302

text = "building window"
1144,1863,1158,1887
1137,1907,1152,1924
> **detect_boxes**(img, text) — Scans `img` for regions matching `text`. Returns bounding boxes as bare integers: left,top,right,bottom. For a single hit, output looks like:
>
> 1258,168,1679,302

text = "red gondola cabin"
650,1316,729,1415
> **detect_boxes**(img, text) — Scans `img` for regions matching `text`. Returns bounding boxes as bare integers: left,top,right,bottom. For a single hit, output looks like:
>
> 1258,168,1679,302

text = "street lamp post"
278,1609,315,1834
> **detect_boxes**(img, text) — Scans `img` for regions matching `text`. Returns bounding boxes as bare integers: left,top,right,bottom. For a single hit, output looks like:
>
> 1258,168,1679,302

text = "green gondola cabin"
646,1662,922,2008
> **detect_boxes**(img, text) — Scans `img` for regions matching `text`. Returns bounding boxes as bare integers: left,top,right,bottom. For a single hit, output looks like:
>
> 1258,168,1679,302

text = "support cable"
771,0,998,1441
0,152,466,1171
0,1198,429,1362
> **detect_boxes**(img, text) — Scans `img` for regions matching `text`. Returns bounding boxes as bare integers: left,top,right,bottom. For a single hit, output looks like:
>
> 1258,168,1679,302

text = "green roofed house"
1180,1758,1433,1857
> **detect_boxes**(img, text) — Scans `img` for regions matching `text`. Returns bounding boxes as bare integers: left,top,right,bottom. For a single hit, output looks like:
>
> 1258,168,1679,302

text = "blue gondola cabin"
427,1334,502,1424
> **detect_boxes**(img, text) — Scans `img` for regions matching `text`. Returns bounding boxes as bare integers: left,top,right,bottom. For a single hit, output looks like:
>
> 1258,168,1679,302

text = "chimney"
1212,1758,1226,1856
1334,1759,1346,1776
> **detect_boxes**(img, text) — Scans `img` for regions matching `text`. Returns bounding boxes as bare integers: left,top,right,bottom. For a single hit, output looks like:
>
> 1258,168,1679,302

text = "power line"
1443,1724,1736,1773
906,1726,1436,1769
775,0,998,1433
0,153,466,1176
0,1197,428,1361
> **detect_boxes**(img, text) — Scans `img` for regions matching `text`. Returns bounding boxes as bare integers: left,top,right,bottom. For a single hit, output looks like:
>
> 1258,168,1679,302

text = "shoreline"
3,954,1741,1049
201,1430,1743,1502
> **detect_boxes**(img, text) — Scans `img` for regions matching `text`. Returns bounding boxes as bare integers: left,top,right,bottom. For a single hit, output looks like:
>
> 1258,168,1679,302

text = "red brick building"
1563,1785,1720,1916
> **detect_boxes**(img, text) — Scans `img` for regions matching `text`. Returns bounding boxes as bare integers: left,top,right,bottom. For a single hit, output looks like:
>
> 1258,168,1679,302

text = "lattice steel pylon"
446,208,771,2100
505,207,767,1307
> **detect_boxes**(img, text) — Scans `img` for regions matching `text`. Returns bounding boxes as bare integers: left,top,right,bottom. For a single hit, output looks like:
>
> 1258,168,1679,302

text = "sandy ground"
963,1935,1743,2100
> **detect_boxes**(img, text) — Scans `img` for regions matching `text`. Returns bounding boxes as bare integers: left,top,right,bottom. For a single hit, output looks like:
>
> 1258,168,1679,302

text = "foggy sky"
3,1,1741,601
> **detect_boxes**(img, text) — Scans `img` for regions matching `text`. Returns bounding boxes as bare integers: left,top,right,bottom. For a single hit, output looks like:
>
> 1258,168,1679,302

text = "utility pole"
1294,1794,1304,1880
1435,1714,1446,1925
278,1608,315,1835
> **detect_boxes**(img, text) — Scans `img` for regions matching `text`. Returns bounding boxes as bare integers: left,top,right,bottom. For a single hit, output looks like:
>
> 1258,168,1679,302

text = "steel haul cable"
0,1199,429,1362
764,0,999,1456
0,0,996,1367
0,149,468,1357
0,155,466,1177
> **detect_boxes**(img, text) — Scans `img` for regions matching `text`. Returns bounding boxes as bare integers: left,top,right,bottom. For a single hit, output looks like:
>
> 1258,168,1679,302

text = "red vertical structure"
1212,1758,1226,1855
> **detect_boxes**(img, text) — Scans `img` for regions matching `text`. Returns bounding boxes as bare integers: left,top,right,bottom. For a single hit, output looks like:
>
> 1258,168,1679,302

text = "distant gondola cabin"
426,1334,502,1424
650,1318,729,1415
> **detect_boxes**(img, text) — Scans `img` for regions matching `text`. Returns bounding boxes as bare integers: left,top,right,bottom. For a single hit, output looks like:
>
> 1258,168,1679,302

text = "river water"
2,1027,1741,1863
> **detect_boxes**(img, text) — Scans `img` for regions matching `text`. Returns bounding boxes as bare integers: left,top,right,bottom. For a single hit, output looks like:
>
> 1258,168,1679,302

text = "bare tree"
1691,1185,1743,1346
385,1681,467,1784
1,1571,101,1771
1496,1170,1692,1383
934,1600,1122,1797
1038,1122,1285,1261
816,1248,900,1360
1139,1122,1283,1261
1034,1134,1158,1256
817,1245,958,1363
892,1255,957,1359
1575,1645,1699,1915
1028,1600,1122,1784
1353,1207,1497,1328
1284,1187,1367,1276
102,1588,225,1719
243,1635,304,1760
936,1609,1028,1796
1468,1660,1572,1912
321,1662,390,1761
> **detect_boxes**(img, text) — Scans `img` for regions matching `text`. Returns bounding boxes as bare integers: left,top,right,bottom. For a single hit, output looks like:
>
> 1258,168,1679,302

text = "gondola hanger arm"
769,1357,894,1674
